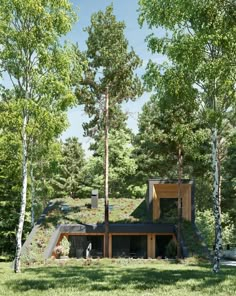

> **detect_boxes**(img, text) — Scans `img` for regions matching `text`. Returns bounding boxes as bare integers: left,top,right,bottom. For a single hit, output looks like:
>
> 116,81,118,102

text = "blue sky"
61,0,166,152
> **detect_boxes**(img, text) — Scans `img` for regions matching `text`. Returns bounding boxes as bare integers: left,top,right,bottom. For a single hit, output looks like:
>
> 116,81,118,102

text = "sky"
60,0,166,153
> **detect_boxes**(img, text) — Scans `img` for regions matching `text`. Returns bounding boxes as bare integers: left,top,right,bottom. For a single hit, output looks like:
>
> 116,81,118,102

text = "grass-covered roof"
43,197,149,227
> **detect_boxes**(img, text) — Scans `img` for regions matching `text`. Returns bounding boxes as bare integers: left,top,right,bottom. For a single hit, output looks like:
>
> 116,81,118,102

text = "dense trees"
0,1,235,272
84,126,137,198
0,133,22,258
0,0,80,272
52,137,85,198
139,0,236,272
135,65,209,257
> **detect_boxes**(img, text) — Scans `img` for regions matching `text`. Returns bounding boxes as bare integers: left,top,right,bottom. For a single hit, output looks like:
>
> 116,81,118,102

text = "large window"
68,235,103,258
112,235,147,258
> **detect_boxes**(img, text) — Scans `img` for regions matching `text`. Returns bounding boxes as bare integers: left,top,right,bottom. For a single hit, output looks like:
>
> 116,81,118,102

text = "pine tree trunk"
212,128,222,273
30,161,35,227
14,113,28,273
104,88,109,257
177,147,183,259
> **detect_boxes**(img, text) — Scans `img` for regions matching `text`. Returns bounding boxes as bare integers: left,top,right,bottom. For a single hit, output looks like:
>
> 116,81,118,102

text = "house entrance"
112,235,147,258
155,235,176,258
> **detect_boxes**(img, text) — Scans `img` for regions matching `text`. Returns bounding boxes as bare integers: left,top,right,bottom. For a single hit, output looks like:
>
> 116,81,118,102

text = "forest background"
0,0,235,272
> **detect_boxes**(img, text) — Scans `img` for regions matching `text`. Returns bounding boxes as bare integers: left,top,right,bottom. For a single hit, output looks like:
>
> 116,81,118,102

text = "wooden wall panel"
147,234,155,258
153,186,159,220
153,184,192,221
109,234,112,258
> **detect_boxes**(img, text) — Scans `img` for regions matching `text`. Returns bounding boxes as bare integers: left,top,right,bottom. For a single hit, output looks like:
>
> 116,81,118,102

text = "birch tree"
0,0,80,272
139,0,236,272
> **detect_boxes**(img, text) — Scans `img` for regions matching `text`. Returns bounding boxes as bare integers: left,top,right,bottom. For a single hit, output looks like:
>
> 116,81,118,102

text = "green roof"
43,197,149,227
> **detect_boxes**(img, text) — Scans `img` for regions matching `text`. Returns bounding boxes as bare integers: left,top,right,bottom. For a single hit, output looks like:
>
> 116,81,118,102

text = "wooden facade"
153,183,192,221
148,180,194,222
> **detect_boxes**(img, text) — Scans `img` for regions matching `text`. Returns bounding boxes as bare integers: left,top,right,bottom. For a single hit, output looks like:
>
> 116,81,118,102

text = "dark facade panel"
60,224,105,233
59,223,175,234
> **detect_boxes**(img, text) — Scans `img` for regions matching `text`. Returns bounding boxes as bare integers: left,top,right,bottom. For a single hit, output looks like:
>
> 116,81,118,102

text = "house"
38,179,194,259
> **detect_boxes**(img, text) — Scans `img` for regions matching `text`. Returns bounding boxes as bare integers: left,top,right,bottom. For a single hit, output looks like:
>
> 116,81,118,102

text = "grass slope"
0,260,235,296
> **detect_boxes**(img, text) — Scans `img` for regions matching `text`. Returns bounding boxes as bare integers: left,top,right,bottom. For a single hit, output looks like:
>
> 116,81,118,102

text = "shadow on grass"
5,263,236,293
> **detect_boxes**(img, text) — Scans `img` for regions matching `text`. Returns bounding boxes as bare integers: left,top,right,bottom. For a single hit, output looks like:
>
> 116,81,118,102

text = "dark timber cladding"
59,223,175,234
146,179,195,222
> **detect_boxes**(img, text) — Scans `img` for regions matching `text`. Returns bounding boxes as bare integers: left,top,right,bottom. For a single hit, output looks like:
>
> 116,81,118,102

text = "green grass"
0,260,235,296
44,197,148,225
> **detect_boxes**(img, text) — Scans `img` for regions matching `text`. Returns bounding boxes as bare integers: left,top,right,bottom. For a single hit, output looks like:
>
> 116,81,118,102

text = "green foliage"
76,4,143,155
181,221,210,258
0,133,24,257
52,137,86,198
138,1,236,271
0,0,82,268
21,241,44,266
76,5,143,117
222,132,236,229
134,74,209,180
32,141,64,210
60,236,71,256
138,0,236,174
53,236,70,258
194,176,213,211
196,210,235,248
165,239,177,258
83,128,139,198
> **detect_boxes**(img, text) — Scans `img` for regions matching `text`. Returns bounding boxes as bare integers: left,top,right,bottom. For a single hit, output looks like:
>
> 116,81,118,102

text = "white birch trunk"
217,148,222,215
212,128,222,273
14,113,28,273
30,161,35,227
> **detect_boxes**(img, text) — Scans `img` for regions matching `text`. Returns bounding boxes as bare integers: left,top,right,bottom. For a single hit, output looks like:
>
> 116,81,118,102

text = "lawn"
0,259,235,296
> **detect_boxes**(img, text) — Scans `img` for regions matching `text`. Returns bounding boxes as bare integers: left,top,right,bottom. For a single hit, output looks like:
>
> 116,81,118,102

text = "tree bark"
104,88,109,257
14,112,28,273
217,144,222,215
30,160,35,227
177,147,183,259
212,128,222,273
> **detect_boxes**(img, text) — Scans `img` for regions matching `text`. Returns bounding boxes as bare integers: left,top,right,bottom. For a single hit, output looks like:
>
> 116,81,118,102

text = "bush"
196,209,235,248
54,236,70,258
166,239,177,258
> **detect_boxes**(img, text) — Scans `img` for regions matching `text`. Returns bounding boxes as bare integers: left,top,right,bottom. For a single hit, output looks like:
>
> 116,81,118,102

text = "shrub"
196,209,235,248
54,236,70,258
165,239,177,258
61,236,70,256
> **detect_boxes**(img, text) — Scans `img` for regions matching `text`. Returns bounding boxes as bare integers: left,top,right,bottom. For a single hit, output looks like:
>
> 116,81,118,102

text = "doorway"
156,235,176,258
